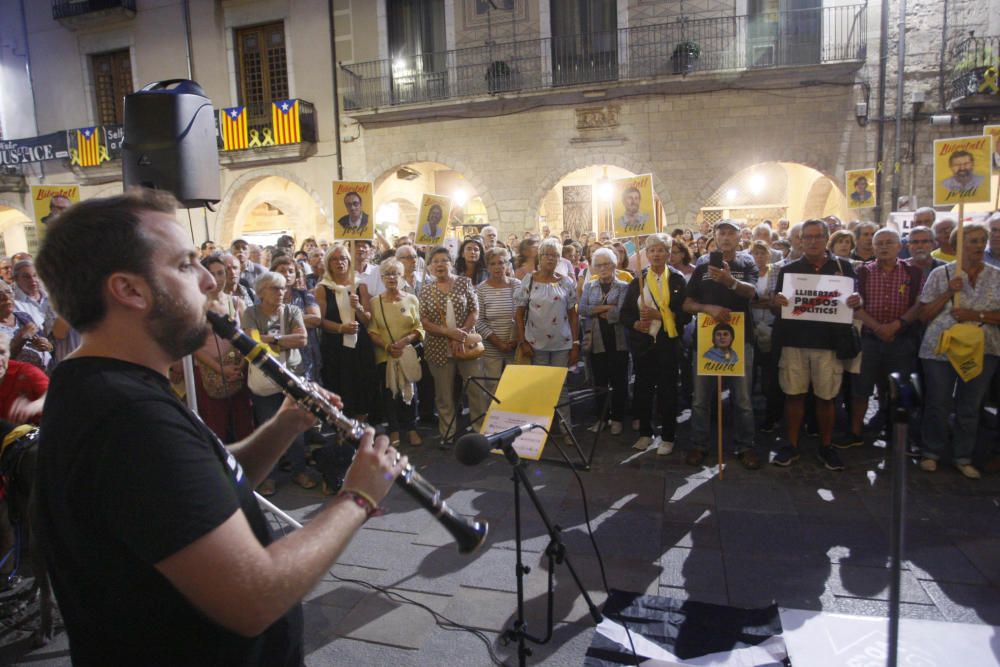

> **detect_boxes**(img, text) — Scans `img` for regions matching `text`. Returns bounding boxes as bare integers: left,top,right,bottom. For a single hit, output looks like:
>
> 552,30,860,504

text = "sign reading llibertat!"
415,194,451,246
332,181,374,241
31,184,80,237
932,136,992,206
612,174,655,238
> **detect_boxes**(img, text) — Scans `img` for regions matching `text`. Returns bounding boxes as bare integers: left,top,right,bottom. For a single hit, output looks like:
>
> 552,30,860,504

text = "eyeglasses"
539,252,560,259
382,272,400,278
801,235,827,242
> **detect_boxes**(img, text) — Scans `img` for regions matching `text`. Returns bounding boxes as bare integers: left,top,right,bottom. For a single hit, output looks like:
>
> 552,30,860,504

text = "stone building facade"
0,0,996,254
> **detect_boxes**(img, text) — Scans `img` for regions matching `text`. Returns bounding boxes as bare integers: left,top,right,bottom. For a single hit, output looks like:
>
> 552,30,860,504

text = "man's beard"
146,279,209,360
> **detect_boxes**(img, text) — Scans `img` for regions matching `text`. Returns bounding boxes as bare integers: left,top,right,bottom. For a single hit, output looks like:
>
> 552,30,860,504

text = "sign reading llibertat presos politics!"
332,181,374,241
933,136,992,206
415,194,451,246
612,174,656,238
780,273,855,325
31,184,80,238
696,313,745,377
845,168,876,210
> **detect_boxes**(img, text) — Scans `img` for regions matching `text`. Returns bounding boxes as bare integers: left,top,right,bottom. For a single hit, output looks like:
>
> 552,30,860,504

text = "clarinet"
207,311,488,554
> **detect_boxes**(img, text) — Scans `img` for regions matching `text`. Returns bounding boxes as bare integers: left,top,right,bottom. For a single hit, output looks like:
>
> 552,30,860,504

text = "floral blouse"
919,263,1000,361
513,273,578,352
419,276,478,367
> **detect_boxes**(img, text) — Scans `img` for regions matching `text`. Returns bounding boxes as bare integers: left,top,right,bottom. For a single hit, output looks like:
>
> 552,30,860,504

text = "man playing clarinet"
33,188,406,666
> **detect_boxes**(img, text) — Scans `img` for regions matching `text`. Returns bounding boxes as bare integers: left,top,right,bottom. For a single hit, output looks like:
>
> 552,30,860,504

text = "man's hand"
568,346,579,367
773,294,790,307
8,395,44,423
274,390,342,434
951,308,982,323
948,276,964,294
704,305,732,323
343,429,406,506
847,292,863,309
707,261,735,287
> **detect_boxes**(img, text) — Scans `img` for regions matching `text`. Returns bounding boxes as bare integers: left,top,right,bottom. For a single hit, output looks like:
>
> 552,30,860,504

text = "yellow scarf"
647,269,678,338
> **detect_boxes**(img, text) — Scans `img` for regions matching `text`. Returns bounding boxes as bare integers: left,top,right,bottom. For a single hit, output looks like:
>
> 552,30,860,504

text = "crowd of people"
2,209,999,494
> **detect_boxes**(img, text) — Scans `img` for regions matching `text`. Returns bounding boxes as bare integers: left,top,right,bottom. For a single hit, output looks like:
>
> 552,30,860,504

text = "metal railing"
52,0,136,19
342,4,866,111
949,35,1000,102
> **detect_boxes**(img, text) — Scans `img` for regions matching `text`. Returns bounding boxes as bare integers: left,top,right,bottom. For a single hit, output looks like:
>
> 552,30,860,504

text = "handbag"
378,295,422,383
198,349,244,399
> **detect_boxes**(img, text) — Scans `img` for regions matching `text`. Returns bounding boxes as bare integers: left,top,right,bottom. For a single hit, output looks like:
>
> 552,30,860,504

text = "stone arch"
216,168,327,244
687,152,840,228
527,152,679,230
364,153,500,228
0,197,31,219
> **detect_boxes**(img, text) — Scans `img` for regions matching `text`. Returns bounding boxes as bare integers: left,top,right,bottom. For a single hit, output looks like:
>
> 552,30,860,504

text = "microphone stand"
495,432,603,666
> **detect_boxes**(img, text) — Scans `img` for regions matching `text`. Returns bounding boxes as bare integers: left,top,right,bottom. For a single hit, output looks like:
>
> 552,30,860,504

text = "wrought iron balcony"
948,35,1000,110
341,4,866,112
52,0,136,19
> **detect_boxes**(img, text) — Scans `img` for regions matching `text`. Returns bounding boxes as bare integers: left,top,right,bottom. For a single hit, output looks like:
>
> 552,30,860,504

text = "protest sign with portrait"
415,194,451,246
612,174,655,238
332,181,374,240
32,184,79,237
932,136,992,206
696,313,745,377
845,168,876,209
984,125,1000,171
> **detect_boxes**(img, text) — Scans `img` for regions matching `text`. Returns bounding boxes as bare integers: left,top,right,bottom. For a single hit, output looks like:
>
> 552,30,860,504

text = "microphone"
455,423,539,466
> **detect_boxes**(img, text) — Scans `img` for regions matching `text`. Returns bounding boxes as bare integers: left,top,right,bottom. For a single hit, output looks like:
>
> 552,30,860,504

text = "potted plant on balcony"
671,41,700,75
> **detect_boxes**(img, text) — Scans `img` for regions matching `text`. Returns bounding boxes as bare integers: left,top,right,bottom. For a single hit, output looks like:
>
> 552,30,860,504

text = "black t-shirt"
775,254,857,350
33,357,303,666
686,253,759,343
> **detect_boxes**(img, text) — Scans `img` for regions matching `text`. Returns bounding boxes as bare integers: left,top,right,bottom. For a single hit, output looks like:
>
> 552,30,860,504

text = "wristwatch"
728,279,739,291
273,334,282,345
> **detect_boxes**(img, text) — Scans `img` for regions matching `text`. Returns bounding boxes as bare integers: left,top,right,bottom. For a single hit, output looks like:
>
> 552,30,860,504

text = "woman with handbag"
514,237,580,431
240,271,312,495
369,258,425,447
476,247,521,401
314,245,378,420
192,254,254,444
419,246,486,441
579,247,628,435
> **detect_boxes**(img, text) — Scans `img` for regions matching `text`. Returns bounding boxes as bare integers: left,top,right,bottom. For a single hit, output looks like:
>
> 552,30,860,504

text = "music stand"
540,387,611,471
438,374,502,449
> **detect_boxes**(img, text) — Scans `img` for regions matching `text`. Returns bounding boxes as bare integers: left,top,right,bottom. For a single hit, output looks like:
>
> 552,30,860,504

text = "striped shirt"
475,279,522,358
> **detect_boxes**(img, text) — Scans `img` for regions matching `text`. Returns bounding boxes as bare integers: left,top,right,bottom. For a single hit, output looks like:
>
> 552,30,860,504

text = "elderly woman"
580,247,629,434
396,244,425,296
476,247,521,400
272,256,322,382
420,246,486,440
0,281,52,371
515,237,579,430
369,258,425,447
917,223,1000,479
621,233,690,453
514,238,539,280
456,238,489,286
192,255,253,444
241,271,312,495
315,244,378,420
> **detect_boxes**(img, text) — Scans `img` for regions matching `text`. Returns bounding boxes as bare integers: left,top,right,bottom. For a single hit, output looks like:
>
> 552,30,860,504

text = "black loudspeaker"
122,79,220,208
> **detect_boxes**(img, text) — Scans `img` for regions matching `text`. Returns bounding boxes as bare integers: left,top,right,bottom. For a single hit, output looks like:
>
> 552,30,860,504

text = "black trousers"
590,349,629,422
633,335,680,440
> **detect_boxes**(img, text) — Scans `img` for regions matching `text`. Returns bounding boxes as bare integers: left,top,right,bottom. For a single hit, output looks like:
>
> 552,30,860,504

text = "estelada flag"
76,128,101,167
272,99,301,145
220,106,248,150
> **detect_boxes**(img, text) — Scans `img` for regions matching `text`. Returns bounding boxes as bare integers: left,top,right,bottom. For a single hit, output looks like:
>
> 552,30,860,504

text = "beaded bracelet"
338,489,382,519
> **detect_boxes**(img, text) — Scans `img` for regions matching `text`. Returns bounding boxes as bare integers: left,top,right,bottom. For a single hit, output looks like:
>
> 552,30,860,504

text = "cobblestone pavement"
3,401,999,666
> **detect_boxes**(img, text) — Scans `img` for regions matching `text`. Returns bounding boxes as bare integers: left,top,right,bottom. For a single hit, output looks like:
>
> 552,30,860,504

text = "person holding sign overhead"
682,220,760,470
772,219,863,471
620,234,690,455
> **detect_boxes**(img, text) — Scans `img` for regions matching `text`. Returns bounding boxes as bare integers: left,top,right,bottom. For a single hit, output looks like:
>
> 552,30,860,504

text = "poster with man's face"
932,136,992,206
415,194,451,246
696,312,745,377
984,125,1000,171
332,181,374,240
32,184,80,237
845,168,876,209
612,174,655,238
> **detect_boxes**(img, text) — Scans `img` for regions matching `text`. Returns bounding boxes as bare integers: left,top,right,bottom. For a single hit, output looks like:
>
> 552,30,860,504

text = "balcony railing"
948,35,1000,108
342,4,866,111
52,0,136,20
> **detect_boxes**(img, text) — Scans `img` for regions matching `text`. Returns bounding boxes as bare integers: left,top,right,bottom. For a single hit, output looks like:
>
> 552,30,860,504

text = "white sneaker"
588,421,605,433
609,421,623,435
656,438,674,456
632,436,653,450
919,458,937,472
955,463,981,479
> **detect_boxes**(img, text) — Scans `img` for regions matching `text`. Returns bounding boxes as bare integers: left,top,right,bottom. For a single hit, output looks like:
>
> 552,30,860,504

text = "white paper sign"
780,273,855,324
484,410,549,461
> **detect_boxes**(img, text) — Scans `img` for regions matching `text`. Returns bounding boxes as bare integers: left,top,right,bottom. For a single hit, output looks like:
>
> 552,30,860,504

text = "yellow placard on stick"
332,181,374,241
480,365,568,461
31,184,79,237
933,136,992,206
984,125,1000,171
415,194,451,246
612,174,655,238
696,313,745,377
845,168,876,209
